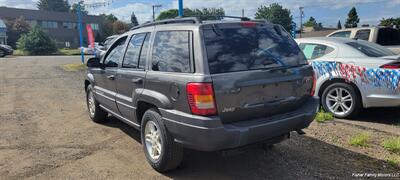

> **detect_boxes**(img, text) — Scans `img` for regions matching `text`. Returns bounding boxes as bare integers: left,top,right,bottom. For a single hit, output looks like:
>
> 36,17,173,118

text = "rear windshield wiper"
258,49,287,68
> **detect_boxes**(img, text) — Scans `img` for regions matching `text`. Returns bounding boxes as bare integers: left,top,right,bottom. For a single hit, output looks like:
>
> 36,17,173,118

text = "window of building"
89,23,99,31
42,21,58,29
152,31,191,73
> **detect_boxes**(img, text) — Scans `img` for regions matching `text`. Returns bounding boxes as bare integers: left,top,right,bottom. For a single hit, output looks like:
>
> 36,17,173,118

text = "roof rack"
130,17,201,30
185,15,251,21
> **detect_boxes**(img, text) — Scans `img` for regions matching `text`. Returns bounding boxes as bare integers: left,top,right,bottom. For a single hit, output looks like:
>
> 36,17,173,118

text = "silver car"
296,37,400,118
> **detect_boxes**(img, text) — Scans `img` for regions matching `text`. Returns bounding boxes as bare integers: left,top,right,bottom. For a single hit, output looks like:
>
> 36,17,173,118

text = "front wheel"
321,83,361,119
86,85,108,123
141,108,183,172
0,50,5,57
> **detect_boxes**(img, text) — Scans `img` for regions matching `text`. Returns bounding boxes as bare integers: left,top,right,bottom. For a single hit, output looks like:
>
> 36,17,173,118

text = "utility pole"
77,1,84,64
299,7,304,38
152,4,162,21
178,0,183,17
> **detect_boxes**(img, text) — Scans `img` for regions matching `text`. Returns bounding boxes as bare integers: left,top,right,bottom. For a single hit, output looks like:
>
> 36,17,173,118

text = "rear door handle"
107,75,115,80
131,78,143,84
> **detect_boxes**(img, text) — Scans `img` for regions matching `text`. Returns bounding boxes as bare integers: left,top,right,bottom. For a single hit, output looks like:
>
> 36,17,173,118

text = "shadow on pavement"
352,107,400,126
99,117,398,179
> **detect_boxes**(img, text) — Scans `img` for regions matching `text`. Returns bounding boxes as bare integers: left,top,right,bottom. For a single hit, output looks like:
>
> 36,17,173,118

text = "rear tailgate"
202,22,313,123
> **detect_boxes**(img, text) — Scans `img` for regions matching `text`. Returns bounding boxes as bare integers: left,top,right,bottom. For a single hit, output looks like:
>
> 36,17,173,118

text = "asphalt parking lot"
0,56,399,179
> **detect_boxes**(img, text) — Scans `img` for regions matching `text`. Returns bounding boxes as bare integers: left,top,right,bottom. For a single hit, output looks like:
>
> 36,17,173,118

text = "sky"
1,0,400,27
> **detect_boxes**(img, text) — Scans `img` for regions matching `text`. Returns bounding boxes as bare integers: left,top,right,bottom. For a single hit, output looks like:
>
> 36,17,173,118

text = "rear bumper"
161,97,319,152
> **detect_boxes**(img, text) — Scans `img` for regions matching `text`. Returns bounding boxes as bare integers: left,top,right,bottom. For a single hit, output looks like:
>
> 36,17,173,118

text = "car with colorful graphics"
84,17,319,172
296,37,400,118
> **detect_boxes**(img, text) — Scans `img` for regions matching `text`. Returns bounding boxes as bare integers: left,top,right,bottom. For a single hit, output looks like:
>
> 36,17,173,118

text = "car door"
92,36,127,114
116,32,151,123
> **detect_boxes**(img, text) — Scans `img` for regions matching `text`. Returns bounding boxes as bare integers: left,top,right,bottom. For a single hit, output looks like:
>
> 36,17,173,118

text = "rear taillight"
186,83,217,116
240,21,257,27
310,72,317,96
380,62,400,69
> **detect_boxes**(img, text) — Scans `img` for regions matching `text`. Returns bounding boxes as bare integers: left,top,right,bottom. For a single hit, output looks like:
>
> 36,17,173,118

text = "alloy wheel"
144,120,162,160
325,87,353,116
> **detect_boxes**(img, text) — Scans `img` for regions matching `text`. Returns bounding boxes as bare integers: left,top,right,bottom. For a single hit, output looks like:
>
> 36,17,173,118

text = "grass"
13,48,82,56
61,63,87,72
386,156,400,167
382,137,400,154
315,110,334,123
349,132,371,147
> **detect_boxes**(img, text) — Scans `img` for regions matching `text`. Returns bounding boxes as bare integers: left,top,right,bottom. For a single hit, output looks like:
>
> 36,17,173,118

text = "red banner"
86,24,95,50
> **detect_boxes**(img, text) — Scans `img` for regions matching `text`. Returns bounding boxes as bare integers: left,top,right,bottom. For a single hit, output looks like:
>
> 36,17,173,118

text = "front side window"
103,36,127,67
152,31,191,73
329,31,351,38
354,29,371,41
123,33,146,68
299,43,335,60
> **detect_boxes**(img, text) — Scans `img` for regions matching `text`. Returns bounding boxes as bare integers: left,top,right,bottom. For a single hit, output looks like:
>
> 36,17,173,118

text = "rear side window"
346,41,395,57
299,43,334,60
354,29,370,41
377,28,400,46
152,31,191,73
203,24,307,74
329,31,351,38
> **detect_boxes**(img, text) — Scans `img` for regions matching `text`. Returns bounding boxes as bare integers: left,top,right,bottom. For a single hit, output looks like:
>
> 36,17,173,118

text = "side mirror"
87,57,101,68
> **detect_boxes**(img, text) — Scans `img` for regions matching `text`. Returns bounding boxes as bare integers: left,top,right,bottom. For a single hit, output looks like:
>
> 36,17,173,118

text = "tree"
303,16,317,27
37,0,70,12
345,7,359,28
380,17,400,28
255,3,293,32
131,12,139,26
157,8,225,21
337,20,342,29
17,25,57,55
71,2,88,15
112,21,130,34
4,16,31,48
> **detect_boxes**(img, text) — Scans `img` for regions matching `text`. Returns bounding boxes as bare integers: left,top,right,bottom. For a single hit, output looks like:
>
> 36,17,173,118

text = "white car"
295,37,400,118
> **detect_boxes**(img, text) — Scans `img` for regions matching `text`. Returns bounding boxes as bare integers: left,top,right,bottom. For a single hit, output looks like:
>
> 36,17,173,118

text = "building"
0,7,103,48
0,19,6,45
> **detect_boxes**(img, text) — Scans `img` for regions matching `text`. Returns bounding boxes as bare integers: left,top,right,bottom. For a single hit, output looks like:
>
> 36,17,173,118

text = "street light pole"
152,4,162,21
299,7,304,38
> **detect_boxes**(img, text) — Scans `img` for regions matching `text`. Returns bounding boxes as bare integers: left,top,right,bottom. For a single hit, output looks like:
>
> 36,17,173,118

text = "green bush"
315,110,334,123
349,132,371,147
17,25,57,55
382,137,400,154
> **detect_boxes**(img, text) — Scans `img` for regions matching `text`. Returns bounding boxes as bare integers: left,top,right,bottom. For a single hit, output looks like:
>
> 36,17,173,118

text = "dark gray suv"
84,17,319,172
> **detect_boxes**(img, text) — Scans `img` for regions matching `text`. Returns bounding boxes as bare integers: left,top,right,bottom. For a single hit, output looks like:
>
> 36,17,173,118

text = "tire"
86,85,108,123
0,50,5,57
321,83,361,119
141,108,183,172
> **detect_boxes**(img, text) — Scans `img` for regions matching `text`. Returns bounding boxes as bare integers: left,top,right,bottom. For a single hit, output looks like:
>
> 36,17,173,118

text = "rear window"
346,41,395,57
377,28,400,46
203,23,307,74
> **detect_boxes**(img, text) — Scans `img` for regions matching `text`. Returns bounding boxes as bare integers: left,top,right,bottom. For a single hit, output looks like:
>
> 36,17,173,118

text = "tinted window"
203,24,307,74
103,37,127,67
123,33,146,68
346,41,395,57
329,31,351,38
139,33,151,69
377,28,400,46
354,29,370,41
152,31,191,73
299,43,335,60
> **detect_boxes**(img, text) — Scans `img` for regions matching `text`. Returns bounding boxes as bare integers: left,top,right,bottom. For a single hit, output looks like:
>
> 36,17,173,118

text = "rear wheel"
86,85,108,123
141,108,183,172
321,83,361,119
